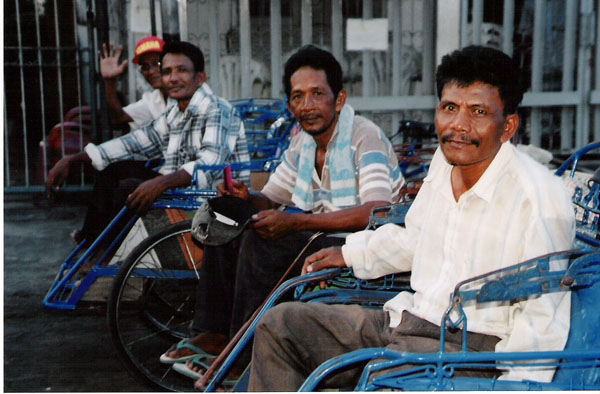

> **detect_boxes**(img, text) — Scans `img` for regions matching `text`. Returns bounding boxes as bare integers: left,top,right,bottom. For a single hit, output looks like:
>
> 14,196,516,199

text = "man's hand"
251,210,297,240
126,177,167,215
301,246,347,289
216,179,250,200
99,43,128,80
45,156,72,198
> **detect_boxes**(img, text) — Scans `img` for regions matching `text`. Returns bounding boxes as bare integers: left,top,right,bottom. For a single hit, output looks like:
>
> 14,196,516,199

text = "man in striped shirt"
161,45,404,381
247,46,575,390
46,41,249,244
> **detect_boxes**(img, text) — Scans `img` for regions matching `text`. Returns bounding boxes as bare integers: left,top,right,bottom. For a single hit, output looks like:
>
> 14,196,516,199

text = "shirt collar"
469,141,513,202
165,83,212,119
426,141,514,203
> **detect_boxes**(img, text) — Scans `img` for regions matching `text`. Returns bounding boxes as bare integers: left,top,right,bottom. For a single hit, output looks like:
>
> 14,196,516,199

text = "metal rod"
422,0,435,97
86,0,99,144
4,91,10,187
331,0,342,67
209,0,220,95
239,0,251,98
14,0,31,186
73,2,85,186
362,0,372,97
301,0,312,45
53,0,66,159
34,0,49,183
502,0,515,56
270,0,282,98
460,0,468,47
471,0,483,45
149,0,157,36
530,0,547,147
391,0,402,136
561,0,578,150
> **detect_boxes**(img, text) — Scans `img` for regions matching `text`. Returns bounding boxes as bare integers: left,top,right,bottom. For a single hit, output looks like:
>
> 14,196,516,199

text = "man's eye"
160,69,170,76
474,108,487,115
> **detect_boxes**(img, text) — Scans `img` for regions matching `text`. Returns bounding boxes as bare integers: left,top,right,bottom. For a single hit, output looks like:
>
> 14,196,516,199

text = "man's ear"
196,71,207,88
500,113,520,143
335,90,347,112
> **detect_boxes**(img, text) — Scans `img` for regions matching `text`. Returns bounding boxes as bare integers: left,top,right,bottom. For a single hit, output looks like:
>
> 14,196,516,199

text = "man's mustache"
441,133,481,147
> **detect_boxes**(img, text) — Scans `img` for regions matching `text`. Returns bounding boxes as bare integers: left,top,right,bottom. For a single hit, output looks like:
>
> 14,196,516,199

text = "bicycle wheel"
107,219,202,392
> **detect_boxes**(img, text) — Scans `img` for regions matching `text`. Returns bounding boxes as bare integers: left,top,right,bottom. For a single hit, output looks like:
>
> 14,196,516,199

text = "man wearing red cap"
99,36,167,129
46,41,250,251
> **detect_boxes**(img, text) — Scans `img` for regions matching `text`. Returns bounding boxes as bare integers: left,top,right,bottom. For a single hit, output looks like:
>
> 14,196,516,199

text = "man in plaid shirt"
46,41,249,244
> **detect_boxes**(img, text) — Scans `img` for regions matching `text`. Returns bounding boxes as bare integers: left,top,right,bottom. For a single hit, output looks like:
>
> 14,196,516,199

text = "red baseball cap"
132,36,165,64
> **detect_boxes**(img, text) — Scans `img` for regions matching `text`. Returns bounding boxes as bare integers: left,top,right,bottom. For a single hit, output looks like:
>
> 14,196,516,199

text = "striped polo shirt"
261,115,404,212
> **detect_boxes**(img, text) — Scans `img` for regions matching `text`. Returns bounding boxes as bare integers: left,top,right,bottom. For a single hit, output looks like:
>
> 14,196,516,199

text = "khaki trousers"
248,302,500,391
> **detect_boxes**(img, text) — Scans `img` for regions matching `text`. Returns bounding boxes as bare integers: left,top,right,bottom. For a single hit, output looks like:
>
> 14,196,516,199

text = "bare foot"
163,332,228,360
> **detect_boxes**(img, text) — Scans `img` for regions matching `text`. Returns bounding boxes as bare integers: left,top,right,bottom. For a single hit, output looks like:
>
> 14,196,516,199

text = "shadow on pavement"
3,194,152,392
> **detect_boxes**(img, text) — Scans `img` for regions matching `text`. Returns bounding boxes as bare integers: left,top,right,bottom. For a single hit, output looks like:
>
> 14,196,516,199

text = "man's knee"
256,302,306,337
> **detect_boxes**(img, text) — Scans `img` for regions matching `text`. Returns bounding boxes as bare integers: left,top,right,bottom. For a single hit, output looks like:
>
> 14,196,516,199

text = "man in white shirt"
247,45,575,391
99,36,167,129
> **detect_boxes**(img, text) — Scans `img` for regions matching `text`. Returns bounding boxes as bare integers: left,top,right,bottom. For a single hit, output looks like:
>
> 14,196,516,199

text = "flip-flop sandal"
172,354,238,386
159,338,215,364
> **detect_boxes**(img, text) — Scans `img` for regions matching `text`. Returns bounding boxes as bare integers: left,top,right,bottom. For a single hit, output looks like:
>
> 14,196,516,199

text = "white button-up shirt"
342,141,575,383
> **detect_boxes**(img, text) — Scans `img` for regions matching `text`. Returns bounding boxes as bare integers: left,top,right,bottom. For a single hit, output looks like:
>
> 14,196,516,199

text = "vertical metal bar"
362,0,372,97
87,0,99,144
209,0,220,95
270,0,282,98
391,0,402,136
331,0,343,66
561,1,578,150
34,0,49,183
471,0,483,45
575,0,594,148
530,0,547,147
73,2,85,186
4,91,10,187
502,0,515,56
53,0,66,159
160,0,180,42
594,0,600,141
239,0,251,98
301,0,312,45
422,0,435,96
14,0,30,186
149,0,157,36
127,1,136,104
460,0,469,47
178,0,188,41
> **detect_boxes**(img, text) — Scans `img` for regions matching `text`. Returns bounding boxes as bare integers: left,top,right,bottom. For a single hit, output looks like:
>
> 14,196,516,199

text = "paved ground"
3,194,151,392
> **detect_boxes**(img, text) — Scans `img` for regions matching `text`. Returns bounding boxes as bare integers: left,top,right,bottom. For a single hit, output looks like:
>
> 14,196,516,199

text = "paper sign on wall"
346,18,389,51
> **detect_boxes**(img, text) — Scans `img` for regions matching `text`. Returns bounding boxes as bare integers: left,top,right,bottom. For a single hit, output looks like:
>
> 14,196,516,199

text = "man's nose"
301,94,316,109
450,108,470,133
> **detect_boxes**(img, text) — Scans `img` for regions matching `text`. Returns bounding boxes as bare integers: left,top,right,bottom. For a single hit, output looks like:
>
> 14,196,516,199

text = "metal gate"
3,0,102,193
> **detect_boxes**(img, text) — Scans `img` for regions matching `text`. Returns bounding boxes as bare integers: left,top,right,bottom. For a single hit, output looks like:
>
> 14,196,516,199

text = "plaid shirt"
85,84,250,188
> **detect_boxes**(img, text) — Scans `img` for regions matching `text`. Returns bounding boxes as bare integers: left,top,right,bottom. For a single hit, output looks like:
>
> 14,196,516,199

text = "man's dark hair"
283,45,343,100
435,45,524,115
160,41,205,73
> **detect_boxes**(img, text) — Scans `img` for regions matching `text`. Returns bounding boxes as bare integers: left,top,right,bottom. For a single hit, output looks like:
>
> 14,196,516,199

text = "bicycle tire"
107,219,201,392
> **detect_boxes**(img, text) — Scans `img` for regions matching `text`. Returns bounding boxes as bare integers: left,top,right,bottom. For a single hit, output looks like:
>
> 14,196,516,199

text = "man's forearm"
248,191,278,211
157,169,193,191
294,201,389,233
103,78,133,126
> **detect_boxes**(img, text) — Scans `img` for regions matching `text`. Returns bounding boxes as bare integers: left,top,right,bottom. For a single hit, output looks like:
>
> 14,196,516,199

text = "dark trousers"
81,160,158,242
192,229,346,365
248,303,501,391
